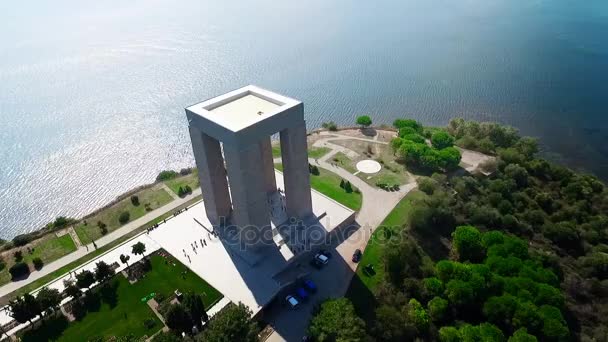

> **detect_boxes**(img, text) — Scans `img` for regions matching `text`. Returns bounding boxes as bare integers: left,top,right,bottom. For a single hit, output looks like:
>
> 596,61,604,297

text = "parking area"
263,223,369,342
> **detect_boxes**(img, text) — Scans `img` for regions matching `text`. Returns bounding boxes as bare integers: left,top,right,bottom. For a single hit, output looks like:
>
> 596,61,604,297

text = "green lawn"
0,234,77,287
345,190,427,319
164,172,199,196
75,186,174,244
21,254,222,341
275,164,362,211
329,152,357,173
307,147,331,159
1,196,203,306
22,234,77,264
272,145,281,158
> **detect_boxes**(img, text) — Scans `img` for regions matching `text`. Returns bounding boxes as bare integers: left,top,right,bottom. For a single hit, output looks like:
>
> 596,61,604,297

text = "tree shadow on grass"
345,274,377,326
99,281,119,308
83,292,102,312
21,315,69,342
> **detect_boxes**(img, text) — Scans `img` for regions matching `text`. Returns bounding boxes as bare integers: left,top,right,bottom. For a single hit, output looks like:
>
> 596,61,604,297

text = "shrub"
14,250,23,262
321,121,338,131
12,234,33,247
179,168,193,176
393,119,423,133
156,170,178,182
143,318,156,330
418,177,438,195
356,115,372,127
9,262,30,279
118,211,130,224
431,131,455,149
130,195,140,206
32,257,44,270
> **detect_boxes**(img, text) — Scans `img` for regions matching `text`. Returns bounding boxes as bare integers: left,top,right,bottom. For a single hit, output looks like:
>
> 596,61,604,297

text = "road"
266,131,417,342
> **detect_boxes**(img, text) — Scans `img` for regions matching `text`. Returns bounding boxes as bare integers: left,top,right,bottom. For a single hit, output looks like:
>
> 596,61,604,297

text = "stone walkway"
0,188,202,299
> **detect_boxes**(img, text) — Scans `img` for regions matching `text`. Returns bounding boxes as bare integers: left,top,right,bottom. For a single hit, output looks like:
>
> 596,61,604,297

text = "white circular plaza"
356,159,382,174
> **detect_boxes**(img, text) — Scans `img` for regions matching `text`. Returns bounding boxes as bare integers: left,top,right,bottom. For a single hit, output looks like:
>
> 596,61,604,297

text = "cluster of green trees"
10,260,115,325
162,292,208,334
340,179,354,193
446,118,522,155
154,303,258,342
311,119,608,341
390,119,461,173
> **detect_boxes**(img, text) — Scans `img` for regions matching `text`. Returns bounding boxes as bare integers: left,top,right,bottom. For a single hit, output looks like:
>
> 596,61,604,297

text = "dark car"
352,249,362,263
296,287,309,300
303,279,317,293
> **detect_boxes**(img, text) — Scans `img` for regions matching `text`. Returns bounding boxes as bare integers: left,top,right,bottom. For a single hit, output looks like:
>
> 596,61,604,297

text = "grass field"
330,139,412,188
345,190,427,320
164,171,199,196
307,147,331,159
21,254,222,341
0,234,77,287
75,186,174,244
274,164,362,211
1,196,203,305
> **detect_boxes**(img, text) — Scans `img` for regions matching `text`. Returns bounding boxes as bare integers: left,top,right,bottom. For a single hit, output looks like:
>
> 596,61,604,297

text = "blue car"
296,287,308,300
303,279,317,293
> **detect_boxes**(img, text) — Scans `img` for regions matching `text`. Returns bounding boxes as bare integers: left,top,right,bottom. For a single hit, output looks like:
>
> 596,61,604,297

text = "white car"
286,295,300,309
314,253,329,265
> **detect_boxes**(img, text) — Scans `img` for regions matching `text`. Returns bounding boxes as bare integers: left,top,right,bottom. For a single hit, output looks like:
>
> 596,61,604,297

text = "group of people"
181,231,216,263
146,206,191,234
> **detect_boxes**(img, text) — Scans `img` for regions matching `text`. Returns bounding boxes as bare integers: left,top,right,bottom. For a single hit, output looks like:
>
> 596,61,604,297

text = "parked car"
352,249,362,263
286,295,299,309
314,253,329,265
296,287,308,301
319,249,332,259
303,279,317,293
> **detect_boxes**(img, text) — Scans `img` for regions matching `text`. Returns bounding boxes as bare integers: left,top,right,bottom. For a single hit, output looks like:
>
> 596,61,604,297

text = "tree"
164,304,191,334
452,225,485,262
431,131,455,149
344,181,353,193
132,241,146,258
393,119,423,133
509,328,538,342
130,195,139,206
37,287,62,315
407,299,429,332
32,257,44,270
120,254,130,268
9,293,40,324
76,270,95,290
118,211,130,224
9,262,30,280
373,305,413,341
427,296,448,322
439,326,460,342
183,292,208,328
308,298,368,342
98,221,108,235
201,303,258,342
356,115,372,128
94,261,114,284
63,279,82,299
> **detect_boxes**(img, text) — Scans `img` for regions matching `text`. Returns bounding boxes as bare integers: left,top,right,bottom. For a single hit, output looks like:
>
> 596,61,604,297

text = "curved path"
267,131,417,342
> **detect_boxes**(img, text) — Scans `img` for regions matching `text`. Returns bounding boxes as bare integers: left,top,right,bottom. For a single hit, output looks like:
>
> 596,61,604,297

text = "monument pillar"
280,122,313,219
223,142,273,249
188,126,231,226
259,137,277,194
